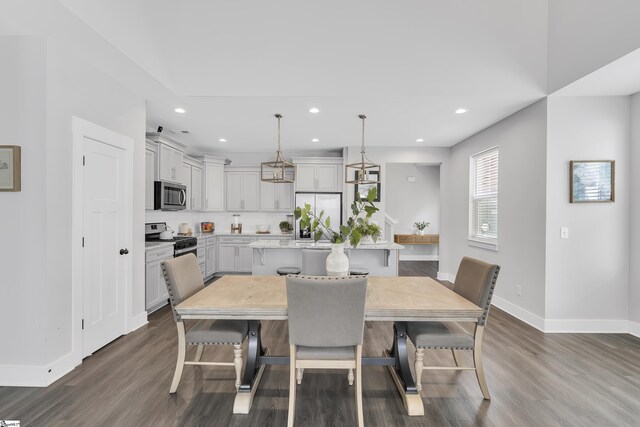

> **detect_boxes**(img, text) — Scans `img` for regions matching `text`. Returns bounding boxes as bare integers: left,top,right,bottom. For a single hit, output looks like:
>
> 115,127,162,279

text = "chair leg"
169,322,187,393
451,349,461,367
414,348,424,392
348,369,354,386
296,368,304,385
233,344,243,391
355,345,364,427
194,344,204,362
473,325,491,400
288,345,297,427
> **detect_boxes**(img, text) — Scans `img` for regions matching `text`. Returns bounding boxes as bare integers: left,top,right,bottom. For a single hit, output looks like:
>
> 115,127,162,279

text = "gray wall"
440,99,548,319
545,97,630,323
630,92,640,326
548,0,640,92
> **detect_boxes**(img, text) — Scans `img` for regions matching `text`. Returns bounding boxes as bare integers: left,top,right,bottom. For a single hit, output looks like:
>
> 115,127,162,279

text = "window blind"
470,147,499,240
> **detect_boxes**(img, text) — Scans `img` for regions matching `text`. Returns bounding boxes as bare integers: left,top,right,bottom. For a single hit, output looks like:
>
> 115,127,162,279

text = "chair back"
301,249,330,275
453,257,500,326
161,253,205,322
286,276,368,347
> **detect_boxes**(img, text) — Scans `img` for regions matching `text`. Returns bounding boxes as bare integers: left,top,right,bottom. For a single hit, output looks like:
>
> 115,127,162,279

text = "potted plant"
355,219,382,245
294,187,379,275
414,221,430,235
279,220,292,234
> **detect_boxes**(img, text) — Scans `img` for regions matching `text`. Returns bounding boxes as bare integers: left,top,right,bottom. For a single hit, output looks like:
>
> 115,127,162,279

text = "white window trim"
468,146,499,251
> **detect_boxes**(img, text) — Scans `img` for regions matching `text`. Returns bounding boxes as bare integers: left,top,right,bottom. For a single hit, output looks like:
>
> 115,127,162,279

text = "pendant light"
261,113,296,183
345,114,380,185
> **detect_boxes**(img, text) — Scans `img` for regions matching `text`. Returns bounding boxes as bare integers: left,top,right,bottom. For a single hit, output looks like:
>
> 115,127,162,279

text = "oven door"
174,246,197,258
154,181,187,210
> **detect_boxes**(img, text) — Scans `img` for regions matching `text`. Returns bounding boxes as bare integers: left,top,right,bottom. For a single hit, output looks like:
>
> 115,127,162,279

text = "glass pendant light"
345,114,380,185
261,113,296,183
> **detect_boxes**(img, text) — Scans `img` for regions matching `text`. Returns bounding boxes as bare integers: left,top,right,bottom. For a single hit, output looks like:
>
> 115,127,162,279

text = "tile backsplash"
145,210,294,234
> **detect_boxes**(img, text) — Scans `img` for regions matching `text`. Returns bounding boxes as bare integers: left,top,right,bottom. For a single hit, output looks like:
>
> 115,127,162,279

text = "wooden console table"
394,234,439,245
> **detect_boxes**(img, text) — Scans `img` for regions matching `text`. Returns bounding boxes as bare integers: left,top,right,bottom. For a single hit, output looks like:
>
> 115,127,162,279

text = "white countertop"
145,241,174,250
248,239,404,250
192,232,294,239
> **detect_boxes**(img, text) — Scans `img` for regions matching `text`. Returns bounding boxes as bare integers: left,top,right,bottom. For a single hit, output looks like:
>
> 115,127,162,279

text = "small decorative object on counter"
256,224,270,234
279,220,292,234
355,219,382,245
200,222,214,233
414,221,430,235
231,214,242,234
326,243,349,276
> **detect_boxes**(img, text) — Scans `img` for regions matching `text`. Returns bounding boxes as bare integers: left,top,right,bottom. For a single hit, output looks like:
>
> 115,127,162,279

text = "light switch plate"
560,227,569,239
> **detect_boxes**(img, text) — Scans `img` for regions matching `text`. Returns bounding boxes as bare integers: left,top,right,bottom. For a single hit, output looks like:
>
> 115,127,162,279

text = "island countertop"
248,239,404,250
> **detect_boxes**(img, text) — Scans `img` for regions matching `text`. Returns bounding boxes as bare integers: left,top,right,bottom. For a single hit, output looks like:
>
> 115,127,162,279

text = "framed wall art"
354,170,381,202
0,145,21,192
569,160,614,203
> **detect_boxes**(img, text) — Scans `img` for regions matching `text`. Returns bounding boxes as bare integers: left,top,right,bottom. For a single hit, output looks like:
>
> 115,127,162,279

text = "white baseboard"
436,272,455,282
45,352,79,386
0,364,46,387
128,311,149,333
544,318,629,334
491,296,546,331
629,321,640,338
399,255,439,261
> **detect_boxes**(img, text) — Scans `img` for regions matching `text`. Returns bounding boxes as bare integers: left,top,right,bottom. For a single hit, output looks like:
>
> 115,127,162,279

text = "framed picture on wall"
354,170,381,202
0,145,21,192
569,160,615,203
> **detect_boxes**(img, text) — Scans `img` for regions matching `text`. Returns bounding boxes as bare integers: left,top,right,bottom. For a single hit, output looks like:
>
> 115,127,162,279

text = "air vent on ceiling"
180,130,191,134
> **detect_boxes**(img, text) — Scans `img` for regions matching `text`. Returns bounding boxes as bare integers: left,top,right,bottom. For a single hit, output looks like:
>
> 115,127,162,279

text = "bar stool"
277,267,301,276
350,267,369,276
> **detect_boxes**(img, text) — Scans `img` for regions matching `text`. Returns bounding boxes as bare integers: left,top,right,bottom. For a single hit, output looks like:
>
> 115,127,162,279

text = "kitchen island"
248,239,404,276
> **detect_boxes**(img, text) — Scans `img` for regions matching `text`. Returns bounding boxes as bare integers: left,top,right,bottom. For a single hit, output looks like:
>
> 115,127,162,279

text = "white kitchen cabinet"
217,236,256,272
226,169,260,211
292,158,343,192
181,163,191,210
202,156,226,212
237,245,254,272
197,238,206,277
217,244,237,272
205,238,216,278
260,175,294,212
191,165,203,211
145,141,157,210
145,246,173,313
146,134,186,184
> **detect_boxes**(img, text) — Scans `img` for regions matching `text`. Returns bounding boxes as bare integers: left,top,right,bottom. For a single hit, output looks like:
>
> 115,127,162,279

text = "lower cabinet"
145,246,174,313
197,239,206,277
217,244,238,272
205,238,216,278
217,237,257,272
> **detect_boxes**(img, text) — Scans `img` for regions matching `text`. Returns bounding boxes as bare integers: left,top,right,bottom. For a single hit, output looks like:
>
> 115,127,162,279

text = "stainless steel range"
145,222,198,258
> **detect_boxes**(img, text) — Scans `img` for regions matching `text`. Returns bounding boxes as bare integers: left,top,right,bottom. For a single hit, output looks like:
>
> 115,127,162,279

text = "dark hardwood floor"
1,262,639,426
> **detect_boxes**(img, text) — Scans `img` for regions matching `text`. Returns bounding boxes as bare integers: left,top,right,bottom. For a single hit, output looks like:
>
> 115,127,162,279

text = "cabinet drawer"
395,235,415,244
414,235,432,244
146,247,174,263
218,236,255,244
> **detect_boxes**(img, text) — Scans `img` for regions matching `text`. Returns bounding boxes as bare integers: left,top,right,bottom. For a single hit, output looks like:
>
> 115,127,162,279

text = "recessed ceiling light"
312,138,319,142
174,107,186,114
309,107,320,114
218,138,227,143
455,108,468,114
416,138,424,143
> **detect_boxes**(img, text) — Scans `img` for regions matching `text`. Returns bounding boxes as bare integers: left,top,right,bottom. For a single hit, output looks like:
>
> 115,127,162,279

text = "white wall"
440,100,548,321
548,0,640,93
545,96,630,328
0,37,48,378
386,163,440,260
628,93,640,330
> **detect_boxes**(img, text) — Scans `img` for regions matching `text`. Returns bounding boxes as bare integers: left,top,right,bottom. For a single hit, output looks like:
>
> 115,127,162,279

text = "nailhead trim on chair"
187,342,243,345
419,346,474,350
161,262,182,322
479,265,500,326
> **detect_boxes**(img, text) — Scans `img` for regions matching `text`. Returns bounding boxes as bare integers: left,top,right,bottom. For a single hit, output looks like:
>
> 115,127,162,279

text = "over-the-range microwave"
154,181,186,210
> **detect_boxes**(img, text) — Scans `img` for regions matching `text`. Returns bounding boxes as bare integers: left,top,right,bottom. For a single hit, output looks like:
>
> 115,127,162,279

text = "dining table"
175,275,484,416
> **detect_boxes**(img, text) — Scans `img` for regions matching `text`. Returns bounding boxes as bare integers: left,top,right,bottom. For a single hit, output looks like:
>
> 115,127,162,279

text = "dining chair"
286,275,368,427
407,256,500,399
162,254,249,393
301,248,329,275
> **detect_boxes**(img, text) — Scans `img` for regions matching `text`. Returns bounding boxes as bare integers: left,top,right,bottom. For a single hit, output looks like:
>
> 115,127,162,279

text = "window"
469,147,499,248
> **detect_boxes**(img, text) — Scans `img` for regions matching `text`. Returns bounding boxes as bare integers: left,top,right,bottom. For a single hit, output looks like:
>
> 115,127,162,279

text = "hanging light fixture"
345,114,380,185
261,113,296,183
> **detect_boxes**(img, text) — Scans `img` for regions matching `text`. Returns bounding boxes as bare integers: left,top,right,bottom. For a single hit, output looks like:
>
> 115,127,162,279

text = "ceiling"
57,0,549,151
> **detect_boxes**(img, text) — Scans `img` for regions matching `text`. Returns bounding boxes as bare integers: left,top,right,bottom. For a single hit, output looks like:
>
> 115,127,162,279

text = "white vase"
417,229,425,235
326,243,350,277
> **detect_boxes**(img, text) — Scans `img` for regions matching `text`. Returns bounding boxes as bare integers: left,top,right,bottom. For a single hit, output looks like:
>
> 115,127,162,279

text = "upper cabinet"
144,141,157,210
202,156,226,212
292,157,343,192
147,133,186,184
226,168,260,211
260,171,294,212
182,156,203,211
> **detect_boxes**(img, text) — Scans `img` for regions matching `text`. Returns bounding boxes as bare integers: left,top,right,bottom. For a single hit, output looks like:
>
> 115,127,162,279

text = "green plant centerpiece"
414,220,430,235
294,187,379,247
279,220,291,232
355,219,382,244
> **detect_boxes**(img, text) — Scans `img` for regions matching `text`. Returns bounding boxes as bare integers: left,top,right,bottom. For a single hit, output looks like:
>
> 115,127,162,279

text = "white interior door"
82,135,128,357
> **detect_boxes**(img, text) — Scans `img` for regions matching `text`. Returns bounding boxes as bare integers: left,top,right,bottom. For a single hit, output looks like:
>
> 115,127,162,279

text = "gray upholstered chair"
162,254,248,393
301,248,329,275
407,256,500,399
286,276,368,427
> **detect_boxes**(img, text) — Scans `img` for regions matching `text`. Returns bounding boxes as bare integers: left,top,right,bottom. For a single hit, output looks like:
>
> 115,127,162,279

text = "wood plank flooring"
1,261,639,426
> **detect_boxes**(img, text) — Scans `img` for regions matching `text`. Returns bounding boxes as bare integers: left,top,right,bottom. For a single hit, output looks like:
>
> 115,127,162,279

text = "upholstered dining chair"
407,256,500,399
286,275,368,427
162,254,249,393
301,248,329,275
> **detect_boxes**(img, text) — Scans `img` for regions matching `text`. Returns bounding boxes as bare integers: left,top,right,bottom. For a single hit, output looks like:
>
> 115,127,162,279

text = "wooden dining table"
175,275,484,417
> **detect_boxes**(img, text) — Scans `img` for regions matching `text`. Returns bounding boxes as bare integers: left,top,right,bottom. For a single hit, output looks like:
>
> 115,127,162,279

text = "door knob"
120,248,129,255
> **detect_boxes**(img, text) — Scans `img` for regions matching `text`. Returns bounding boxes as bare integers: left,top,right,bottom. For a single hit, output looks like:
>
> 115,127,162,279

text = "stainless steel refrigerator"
294,193,342,240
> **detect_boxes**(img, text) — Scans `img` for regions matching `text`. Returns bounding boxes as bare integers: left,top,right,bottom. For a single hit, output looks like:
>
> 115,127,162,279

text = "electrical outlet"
515,285,522,296
560,227,569,239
